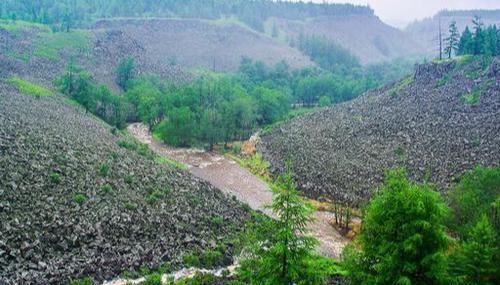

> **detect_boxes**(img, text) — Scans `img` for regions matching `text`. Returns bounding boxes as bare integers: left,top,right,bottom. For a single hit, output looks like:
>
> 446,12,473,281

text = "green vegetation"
99,163,109,177
0,0,372,32
8,77,53,97
0,19,49,32
143,273,162,285
462,88,481,105
73,194,87,205
116,57,136,91
238,168,341,284
343,169,450,285
447,16,500,58
148,189,170,204
34,30,90,59
100,184,113,194
228,153,272,182
49,173,62,184
69,277,94,285
387,75,414,97
342,166,500,285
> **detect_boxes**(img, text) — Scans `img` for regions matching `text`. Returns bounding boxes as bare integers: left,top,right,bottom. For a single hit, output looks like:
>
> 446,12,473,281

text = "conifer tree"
444,21,460,58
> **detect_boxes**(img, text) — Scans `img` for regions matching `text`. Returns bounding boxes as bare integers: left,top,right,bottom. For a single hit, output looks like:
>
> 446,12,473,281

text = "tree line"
0,0,373,32
56,55,411,149
441,16,500,59
234,165,499,285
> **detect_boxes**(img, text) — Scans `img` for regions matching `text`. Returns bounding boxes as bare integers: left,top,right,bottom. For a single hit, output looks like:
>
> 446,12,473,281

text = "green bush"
70,277,94,285
175,273,217,285
73,194,87,205
124,202,138,211
49,173,62,184
183,253,201,267
125,175,134,184
148,189,167,204
100,184,113,194
143,273,162,285
462,88,481,105
99,163,109,177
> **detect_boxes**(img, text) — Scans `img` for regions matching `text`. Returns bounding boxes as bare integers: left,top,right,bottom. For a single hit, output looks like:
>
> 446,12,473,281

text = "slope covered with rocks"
260,57,500,204
0,83,249,284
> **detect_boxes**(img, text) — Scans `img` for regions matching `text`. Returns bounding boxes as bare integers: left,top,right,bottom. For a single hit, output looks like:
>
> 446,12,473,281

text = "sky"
313,0,500,28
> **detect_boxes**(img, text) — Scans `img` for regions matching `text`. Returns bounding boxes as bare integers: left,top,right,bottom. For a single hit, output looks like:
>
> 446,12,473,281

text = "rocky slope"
0,83,249,284
260,57,500,204
93,18,314,72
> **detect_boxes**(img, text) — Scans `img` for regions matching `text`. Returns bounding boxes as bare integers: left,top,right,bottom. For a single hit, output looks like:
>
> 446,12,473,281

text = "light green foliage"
388,75,414,97
462,88,481,105
143,273,162,285
318,96,331,107
0,19,49,32
70,277,94,285
238,168,337,284
8,77,53,97
99,163,109,177
448,166,500,236
148,188,171,204
343,169,450,285
235,153,272,182
116,57,136,90
174,273,217,285
49,173,62,184
100,184,113,194
73,194,87,205
449,215,499,285
35,30,90,59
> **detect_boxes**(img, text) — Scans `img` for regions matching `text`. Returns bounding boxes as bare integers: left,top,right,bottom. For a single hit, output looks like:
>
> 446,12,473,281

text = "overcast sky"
313,0,500,28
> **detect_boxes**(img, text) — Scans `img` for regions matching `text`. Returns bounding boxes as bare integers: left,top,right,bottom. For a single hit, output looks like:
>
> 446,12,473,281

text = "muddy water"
127,123,348,258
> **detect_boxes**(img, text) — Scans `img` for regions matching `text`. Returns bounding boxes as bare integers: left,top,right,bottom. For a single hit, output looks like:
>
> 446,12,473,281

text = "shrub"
125,175,134,184
49,173,62,184
99,163,109,177
148,190,166,204
73,194,87,205
70,277,94,285
124,202,138,211
143,273,162,285
101,184,113,194
462,88,481,105
183,253,201,267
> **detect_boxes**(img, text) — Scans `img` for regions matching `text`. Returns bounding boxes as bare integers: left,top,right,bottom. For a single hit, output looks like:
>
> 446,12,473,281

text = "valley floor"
128,123,347,258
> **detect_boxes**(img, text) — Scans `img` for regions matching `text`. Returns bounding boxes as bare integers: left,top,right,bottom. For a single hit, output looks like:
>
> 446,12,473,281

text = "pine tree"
444,21,460,58
343,169,450,285
458,26,473,55
450,215,499,285
472,15,485,55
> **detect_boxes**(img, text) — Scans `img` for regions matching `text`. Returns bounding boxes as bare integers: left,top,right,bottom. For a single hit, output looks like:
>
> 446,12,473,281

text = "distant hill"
260,57,500,204
93,18,314,72
406,10,500,55
269,15,425,64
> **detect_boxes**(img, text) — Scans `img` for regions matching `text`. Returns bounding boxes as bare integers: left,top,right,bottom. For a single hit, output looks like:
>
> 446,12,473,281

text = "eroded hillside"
0,83,249,284
260,57,500,204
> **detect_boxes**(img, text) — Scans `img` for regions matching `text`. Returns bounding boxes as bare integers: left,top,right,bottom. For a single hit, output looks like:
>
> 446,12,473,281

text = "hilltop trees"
343,169,450,285
457,16,500,56
444,21,460,58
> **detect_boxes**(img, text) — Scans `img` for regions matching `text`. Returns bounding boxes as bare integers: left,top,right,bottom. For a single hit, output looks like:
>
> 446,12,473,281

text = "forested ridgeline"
0,0,372,32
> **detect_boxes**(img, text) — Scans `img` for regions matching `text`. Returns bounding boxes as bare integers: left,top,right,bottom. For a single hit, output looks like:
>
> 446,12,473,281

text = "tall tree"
472,15,485,55
444,20,460,58
238,168,334,285
449,215,499,285
458,26,473,55
343,169,450,285
116,57,136,91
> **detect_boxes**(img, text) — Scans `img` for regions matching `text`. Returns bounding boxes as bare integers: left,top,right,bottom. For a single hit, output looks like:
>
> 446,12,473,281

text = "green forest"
0,0,372,32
